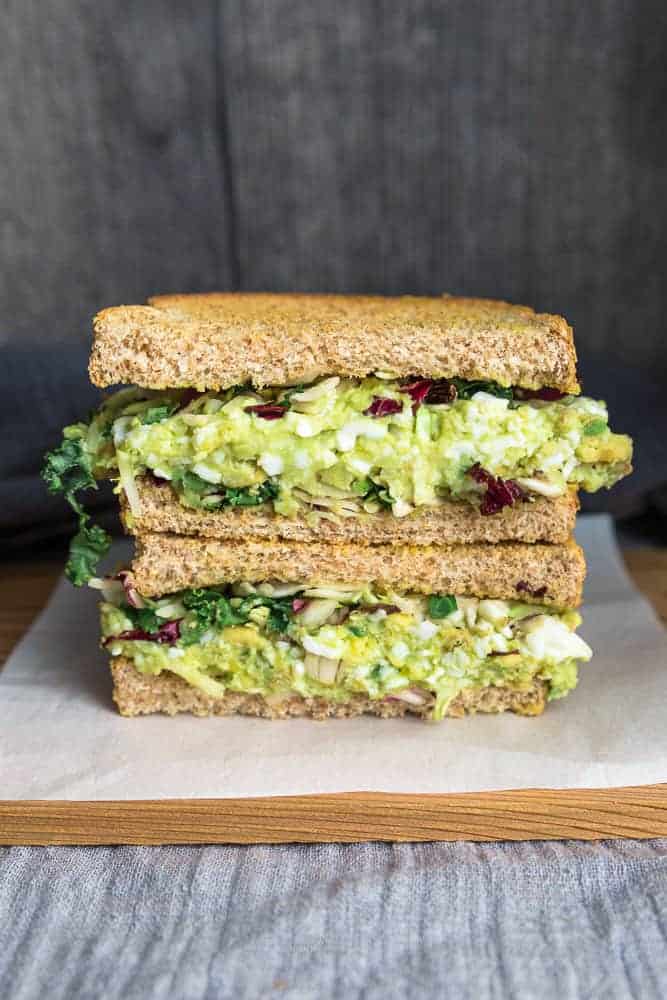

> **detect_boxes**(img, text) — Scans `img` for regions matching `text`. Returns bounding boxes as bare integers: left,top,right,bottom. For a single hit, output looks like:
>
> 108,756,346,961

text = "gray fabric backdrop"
2,840,667,999
3,1,667,373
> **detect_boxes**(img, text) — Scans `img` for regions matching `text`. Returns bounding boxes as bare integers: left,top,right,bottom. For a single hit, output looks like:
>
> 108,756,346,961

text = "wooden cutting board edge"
2,786,667,845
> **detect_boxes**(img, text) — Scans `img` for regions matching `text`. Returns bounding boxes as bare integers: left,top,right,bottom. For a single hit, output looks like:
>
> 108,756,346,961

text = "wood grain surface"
0,550,665,844
2,787,667,846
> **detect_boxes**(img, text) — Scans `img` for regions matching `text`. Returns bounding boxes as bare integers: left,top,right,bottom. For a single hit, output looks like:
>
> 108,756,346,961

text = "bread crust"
123,477,579,547
128,534,586,608
110,658,548,719
89,293,579,393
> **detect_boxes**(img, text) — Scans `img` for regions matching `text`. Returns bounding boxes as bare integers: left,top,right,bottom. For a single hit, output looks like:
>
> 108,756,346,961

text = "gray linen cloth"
2,839,667,998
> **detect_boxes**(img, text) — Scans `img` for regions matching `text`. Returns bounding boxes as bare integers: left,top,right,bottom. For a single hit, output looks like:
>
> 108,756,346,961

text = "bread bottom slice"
110,658,548,720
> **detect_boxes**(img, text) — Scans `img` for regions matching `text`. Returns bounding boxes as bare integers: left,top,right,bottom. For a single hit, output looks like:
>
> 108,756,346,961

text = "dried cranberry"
514,387,566,402
244,403,288,420
364,397,403,418
292,598,308,613
469,463,525,516
423,379,458,405
178,389,202,408
399,379,433,412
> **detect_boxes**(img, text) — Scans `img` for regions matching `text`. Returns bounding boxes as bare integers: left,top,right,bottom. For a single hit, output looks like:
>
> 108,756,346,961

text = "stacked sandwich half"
43,294,632,721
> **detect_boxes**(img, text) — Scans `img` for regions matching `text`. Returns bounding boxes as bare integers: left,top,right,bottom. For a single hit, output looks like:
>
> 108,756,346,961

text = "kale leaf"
66,521,112,587
224,479,280,508
41,435,111,586
427,594,458,619
141,403,179,425
42,437,96,497
122,605,161,633
355,478,394,508
179,587,295,644
170,470,280,510
451,379,513,401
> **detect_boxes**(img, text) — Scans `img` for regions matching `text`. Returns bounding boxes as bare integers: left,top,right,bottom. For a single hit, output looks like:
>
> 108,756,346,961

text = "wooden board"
1,552,666,845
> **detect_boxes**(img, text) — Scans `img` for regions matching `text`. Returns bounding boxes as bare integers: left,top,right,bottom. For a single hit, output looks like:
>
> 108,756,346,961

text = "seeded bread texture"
123,478,579,546
89,293,579,393
128,534,586,608
110,658,548,719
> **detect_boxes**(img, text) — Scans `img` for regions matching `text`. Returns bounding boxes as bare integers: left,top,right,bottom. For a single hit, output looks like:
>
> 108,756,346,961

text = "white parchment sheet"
1,515,665,800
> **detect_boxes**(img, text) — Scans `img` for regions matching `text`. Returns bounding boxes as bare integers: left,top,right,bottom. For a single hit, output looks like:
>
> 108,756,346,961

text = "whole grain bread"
110,658,548,719
123,477,579,546
90,293,579,393
128,534,586,608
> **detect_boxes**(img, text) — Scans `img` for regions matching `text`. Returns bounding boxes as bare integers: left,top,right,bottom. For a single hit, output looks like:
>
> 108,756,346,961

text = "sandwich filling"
44,375,631,582
96,577,592,720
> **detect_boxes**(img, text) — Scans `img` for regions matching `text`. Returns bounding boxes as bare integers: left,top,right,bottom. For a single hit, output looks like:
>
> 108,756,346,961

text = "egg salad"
96,577,593,720
63,375,631,518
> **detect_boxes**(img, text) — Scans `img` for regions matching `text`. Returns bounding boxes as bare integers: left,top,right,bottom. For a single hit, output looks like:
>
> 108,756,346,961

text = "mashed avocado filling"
96,579,592,719
63,375,631,521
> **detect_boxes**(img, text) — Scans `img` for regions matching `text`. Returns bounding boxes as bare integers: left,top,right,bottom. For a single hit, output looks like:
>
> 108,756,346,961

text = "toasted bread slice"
90,293,579,393
123,477,579,546
128,534,586,608
110,658,548,719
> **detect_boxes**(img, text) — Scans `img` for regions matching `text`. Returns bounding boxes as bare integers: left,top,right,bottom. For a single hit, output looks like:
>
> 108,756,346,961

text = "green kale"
355,478,394,508
182,588,244,630
427,594,458,619
265,598,294,634
223,479,280,508
41,435,111,586
141,403,179,425
42,436,96,498
348,624,367,637
237,594,294,634
178,587,296,644
170,470,280,510
66,521,112,587
123,605,161,633
451,379,513,401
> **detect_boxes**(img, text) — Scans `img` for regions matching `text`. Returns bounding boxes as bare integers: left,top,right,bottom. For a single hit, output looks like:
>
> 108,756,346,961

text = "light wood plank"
2,787,667,845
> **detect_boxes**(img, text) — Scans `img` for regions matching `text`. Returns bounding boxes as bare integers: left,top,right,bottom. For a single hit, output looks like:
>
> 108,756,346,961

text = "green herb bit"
451,379,513,401
359,479,394,508
141,403,179,425
583,419,607,436
427,594,458,619
123,606,161,633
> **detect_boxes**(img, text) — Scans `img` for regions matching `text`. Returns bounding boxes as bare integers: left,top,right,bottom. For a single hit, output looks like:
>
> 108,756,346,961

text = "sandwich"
41,292,631,722
43,293,631,584
96,535,590,720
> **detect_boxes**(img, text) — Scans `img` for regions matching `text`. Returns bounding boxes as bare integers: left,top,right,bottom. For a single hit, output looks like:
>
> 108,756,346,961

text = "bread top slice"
90,292,579,393
122,476,579,547
128,534,586,609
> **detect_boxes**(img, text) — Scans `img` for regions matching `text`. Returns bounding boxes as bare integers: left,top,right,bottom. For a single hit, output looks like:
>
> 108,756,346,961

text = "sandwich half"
95,536,591,721
43,293,631,583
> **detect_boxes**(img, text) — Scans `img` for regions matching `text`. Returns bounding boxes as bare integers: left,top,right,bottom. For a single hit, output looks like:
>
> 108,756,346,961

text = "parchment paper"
1,515,665,800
